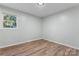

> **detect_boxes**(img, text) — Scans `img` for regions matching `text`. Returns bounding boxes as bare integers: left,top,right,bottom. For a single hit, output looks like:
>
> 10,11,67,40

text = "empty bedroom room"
0,3,79,56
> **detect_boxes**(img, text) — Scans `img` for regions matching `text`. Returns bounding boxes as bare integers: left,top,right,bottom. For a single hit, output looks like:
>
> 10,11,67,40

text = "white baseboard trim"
45,39,79,50
0,39,39,48
0,39,79,50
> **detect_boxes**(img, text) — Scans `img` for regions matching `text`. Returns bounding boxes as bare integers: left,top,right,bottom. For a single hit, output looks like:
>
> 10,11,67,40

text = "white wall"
1,5,79,49
0,6,42,48
43,6,79,48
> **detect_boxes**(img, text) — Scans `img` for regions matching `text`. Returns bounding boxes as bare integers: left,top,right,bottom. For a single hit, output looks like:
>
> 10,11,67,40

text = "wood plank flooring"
0,39,79,56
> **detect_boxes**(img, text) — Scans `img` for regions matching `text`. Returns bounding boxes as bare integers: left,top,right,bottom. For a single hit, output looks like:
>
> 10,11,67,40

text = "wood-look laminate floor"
0,39,79,56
